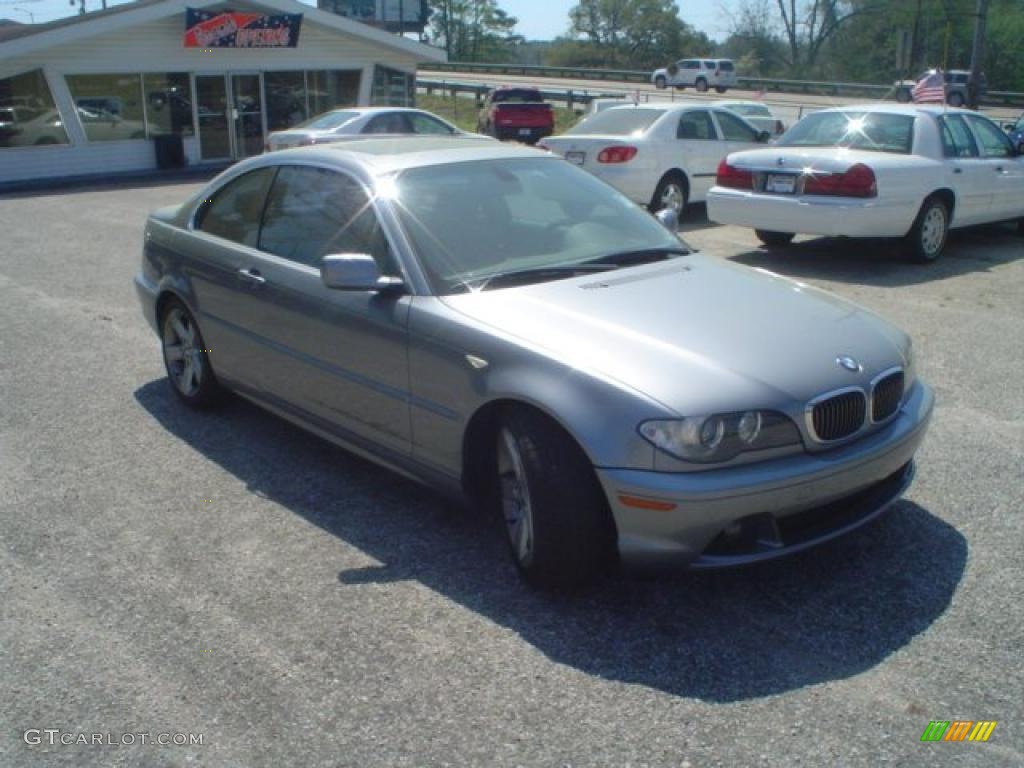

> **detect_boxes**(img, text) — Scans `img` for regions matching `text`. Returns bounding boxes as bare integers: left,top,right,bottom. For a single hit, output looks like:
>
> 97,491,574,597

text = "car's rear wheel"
696,78,709,93
650,172,688,216
755,230,795,247
494,407,615,588
895,88,912,103
947,92,965,107
904,196,949,263
161,299,223,408
655,75,667,89
715,86,728,94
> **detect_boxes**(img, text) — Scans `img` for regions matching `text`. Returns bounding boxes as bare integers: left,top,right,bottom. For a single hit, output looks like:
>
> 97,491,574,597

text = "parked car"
893,69,986,107
651,58,736,93
264,107,470,151
1004,114,1024,152
714,100,786,136
538,103,769,216
476,87,554,144
135,136,933,587
707,105,1024,262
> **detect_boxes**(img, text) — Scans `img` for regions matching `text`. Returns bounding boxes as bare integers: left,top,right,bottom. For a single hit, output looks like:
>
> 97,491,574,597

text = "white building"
0,0,445,184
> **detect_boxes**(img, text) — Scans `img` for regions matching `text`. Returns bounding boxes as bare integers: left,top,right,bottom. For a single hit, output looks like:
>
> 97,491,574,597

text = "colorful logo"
920,721,997,742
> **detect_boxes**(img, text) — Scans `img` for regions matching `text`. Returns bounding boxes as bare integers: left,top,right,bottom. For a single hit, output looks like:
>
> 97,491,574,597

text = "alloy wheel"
162,307,204,397
497,427,534,564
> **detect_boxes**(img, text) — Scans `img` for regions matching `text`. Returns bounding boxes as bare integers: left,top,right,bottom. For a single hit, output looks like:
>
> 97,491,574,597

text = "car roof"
321,106,434,116
260,136,549,174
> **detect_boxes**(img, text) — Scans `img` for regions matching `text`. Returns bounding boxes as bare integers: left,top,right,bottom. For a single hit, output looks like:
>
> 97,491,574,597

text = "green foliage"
428,0,524,62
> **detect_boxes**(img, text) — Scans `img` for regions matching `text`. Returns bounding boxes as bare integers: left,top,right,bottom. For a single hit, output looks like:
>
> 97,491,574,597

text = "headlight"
639,410,801,463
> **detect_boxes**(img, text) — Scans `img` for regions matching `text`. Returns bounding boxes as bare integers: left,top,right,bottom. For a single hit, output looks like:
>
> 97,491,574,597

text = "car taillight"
802,163,877,198
597,146,637,163
716,159,753,189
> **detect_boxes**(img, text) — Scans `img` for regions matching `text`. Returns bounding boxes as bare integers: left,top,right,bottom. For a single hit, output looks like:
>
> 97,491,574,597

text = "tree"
429,0,523,62
563,0,712,70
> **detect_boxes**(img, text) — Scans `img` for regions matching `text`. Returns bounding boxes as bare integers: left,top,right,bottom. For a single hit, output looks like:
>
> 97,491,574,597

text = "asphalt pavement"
1,177,1022,767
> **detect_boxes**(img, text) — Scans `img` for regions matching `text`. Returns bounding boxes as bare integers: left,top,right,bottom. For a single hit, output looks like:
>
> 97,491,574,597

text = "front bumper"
597,381,934,567
706,186,916,239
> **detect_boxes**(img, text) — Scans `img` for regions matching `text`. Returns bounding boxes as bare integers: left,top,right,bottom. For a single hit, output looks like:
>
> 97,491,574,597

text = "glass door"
195,74,231,161
231,74,264,159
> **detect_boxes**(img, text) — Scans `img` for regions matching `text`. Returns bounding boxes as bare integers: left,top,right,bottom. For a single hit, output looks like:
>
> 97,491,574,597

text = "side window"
965,115,1014,158
682,60,699,70
716,110,758,142
409,113,454,135
703,61,716,70
938,115,978,158
195,168,276,247
363,112,411,134
259,166,393,271
677,110,717,140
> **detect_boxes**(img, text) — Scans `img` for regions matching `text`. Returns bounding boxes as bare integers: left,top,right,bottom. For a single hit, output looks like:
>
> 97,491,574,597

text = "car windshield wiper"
584,247,691,268
471,264,617,291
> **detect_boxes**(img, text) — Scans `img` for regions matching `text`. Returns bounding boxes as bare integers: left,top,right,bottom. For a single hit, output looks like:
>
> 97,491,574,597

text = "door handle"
237,267,266,286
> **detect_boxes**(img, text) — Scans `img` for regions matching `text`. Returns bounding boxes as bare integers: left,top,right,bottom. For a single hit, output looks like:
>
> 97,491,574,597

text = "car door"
188,166,279,385
936,114,989,225
675,60,698,87
675,109,725,200
964,113,1024,221
235,163,413,454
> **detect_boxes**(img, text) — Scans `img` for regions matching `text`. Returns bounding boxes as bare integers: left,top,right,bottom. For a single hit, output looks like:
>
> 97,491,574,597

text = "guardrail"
418,78,621,110
421,62,1024,109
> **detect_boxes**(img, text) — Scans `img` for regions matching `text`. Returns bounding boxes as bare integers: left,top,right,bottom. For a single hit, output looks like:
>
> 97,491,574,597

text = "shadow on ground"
728,221,1023,287
136,380,966,703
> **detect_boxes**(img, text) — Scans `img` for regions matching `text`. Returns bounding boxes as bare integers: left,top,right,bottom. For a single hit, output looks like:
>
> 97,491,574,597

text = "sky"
4,0,739,42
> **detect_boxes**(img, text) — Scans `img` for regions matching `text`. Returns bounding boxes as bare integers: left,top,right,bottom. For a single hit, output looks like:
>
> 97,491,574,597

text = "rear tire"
903,196,949,263
160,299,224,409
715,86,728,94
895,88,912,103
649,172,688,216
494,407,615,588
696,78,709,93
755,230,795,247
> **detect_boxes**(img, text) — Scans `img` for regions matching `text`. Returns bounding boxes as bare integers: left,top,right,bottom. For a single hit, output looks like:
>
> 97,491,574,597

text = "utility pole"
967,0,988,109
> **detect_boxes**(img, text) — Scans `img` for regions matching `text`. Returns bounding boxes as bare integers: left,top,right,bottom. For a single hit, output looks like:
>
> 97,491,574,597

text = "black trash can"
153,134,185,169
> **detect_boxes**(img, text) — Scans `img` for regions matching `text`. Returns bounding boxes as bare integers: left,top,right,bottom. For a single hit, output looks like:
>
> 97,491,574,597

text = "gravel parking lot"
1,176,1022,767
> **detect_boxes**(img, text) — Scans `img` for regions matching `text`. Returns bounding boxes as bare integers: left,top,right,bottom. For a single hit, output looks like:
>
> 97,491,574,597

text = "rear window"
493,89,543,103
718,61,735,71
297,110,360,131
565,108,664,136
777,111,915,154
728,104,770,117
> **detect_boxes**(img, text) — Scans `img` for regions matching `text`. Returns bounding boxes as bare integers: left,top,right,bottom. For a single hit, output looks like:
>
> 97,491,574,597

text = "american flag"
912,70,946,104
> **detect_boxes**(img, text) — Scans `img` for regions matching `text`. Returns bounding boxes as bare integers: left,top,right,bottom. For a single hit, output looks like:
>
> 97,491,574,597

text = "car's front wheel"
654,75,666,89
755,230,795,247
161,299,223,408
715,86,728,94
696,77,709,93
494,408,615,588
904,196,949,263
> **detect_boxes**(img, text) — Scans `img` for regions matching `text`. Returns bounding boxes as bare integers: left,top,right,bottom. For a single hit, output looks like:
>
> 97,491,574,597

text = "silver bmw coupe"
135,137,934,587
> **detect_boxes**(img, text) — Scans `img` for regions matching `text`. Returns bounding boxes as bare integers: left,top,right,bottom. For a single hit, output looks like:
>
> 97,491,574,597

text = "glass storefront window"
66,74,147,142
371,66,414,107
264,71,308,131
0,69,69,148
308,70,361,117
143,73,194,137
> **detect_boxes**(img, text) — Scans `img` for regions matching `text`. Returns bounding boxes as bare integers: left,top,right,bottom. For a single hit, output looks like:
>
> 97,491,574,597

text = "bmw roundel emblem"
836,355,862,372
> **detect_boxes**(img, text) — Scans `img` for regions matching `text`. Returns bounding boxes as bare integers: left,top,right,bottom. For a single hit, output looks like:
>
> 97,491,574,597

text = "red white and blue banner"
184,8,303,48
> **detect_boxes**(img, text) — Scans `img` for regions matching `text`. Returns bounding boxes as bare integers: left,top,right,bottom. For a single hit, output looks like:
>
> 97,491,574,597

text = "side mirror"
321,253,404,293
757,130,771,143
654,207,678,232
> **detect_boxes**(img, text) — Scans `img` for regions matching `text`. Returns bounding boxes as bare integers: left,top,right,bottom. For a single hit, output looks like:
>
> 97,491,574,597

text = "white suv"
651,59,737,93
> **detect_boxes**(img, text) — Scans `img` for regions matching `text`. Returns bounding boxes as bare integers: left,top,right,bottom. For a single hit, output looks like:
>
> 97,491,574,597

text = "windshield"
387,158,685,294
565,108,664,136
297,110,360,131
777,111,915,154
493,89,542,103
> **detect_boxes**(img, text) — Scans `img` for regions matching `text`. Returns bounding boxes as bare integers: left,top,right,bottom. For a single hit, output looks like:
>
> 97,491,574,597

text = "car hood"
441,255,908,415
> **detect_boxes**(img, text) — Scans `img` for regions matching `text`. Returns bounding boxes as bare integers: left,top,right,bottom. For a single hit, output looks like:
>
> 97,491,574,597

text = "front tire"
654,75,667,89
160,299,223,408
903,196,949,263
715,86,728,94
755,230,795,247
696,78,709,93
649,172,688,216
494,408,615,588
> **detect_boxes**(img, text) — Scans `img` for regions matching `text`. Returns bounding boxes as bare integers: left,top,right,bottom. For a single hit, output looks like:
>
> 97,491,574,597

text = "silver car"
135,137,934,587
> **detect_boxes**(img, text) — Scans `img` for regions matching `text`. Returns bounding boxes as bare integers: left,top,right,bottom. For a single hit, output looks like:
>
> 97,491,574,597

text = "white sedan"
264,107,480,151
538,104,770,216
707,104,1024,261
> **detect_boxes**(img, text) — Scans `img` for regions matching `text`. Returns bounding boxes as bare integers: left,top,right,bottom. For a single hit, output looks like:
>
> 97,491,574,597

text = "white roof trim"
0,0,446,62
